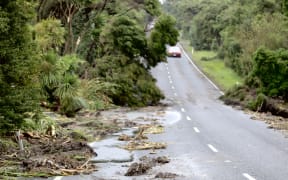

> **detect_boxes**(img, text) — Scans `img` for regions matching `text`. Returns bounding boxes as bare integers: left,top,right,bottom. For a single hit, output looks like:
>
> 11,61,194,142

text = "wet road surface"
148,45,288,180
31,46,288,180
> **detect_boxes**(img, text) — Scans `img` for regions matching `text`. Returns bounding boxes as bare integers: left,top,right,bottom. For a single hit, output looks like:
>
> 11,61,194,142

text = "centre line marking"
167,71,170,74
171,86,175,89
174,93,178,96
169,80,173,84
168,75,171,79
207,144,218,152
181,108,185,112
54,177,63,180
186,116,191,121
243,173,256,180
193,127,200,133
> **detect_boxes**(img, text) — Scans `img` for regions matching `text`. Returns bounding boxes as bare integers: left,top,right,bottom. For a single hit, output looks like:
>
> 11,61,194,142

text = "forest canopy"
0,0,179,133
164,0,288,112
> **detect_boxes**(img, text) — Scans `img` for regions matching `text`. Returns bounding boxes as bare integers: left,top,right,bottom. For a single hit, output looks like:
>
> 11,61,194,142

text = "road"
148,45,288,180
31,46,288,180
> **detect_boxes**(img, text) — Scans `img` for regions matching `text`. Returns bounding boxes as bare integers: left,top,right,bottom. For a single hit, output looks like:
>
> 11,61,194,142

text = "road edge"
178,43,225,95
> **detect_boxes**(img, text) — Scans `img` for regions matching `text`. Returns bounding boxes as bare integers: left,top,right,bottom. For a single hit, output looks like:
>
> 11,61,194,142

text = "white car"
167,46,182,57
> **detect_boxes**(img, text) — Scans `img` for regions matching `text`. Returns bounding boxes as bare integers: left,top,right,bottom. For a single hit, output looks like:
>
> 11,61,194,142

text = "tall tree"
0,0,40,133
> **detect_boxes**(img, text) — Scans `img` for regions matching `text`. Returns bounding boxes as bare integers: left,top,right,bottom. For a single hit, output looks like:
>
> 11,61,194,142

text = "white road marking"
243,173,256,180
167,71,170,74
171,86,175,89
174,93,178,96
186,116,191,121
193,127,200,133
181,108,185,112
169,80,173,84
54,177,63,180
207,144,218,152
168,75,171,79
178,44,224,95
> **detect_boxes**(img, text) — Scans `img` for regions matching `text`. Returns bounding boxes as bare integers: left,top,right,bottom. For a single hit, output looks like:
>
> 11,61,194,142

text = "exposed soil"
221,89,288,133
0,110,121,178
0,132,97,178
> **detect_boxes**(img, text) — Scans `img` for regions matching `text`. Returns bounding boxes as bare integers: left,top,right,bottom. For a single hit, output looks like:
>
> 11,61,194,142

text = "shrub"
247,93,267,111
251,47,288,101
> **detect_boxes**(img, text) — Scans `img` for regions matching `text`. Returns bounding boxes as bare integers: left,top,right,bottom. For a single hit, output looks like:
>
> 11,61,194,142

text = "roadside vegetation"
164,0,288,118
181,41,243,91
0,0,179,178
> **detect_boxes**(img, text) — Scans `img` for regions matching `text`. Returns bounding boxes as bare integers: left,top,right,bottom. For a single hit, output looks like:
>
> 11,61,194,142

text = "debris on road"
125,162,151,176
155,172,178,178
123,141,167,151
118,134,132,141
125,156,170,176
143,125,164,134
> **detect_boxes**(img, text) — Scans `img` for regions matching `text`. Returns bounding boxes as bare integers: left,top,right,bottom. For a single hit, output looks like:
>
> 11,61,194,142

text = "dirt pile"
0,106,169,178
125,156,170,176
0,133,96,178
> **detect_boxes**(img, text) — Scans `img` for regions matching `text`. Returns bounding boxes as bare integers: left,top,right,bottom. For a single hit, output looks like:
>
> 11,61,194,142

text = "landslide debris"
221,86,288,133
155,172,178,179
0,134,96,178
0,110,121,178
125,156,170,176
122,125,167,151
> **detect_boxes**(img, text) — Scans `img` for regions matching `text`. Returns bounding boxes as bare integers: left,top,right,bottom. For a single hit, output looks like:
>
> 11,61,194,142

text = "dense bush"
94,55,164,107
247,93,267,111
251,48,288,100
0,0,40,133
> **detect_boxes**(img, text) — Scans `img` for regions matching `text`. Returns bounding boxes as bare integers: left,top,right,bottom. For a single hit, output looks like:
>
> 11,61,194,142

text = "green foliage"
22,113,57,133
94,55,164,107
110,16,147,58
0,0,40,133
147,14,179,67
190,1,228,50
144,0,161,16
34,18,65,52
247,93,267,111
40,52,85,116
165,0,287,76
76,6,178,107
79,79,116,110
251,47,288,100
283,0,288,16
190,49,243,91
232,13,288,75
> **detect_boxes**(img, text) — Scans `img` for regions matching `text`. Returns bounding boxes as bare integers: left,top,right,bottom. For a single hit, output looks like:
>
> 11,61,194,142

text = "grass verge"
180,41,243,92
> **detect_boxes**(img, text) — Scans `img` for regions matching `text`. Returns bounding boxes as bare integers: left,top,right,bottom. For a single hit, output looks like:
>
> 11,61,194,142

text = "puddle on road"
160,110,182,125
86,109,183,179
124,109,182,126
39,108,183,180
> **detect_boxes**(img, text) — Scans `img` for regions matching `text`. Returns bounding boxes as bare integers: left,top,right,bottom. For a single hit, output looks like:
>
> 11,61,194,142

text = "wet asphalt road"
148,45,288,180
30,46,288,180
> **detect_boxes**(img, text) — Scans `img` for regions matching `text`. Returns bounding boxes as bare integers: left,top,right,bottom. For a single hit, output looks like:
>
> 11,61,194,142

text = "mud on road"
0,105,173,179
